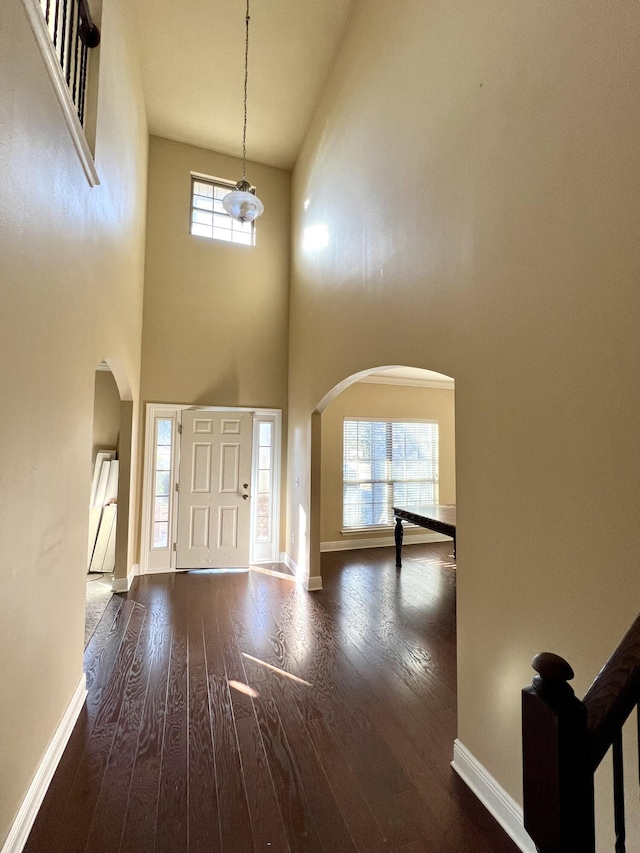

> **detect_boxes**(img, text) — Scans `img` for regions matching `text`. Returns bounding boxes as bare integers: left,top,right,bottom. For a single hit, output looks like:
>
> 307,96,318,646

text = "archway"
308,365,455,585
85,358,135,642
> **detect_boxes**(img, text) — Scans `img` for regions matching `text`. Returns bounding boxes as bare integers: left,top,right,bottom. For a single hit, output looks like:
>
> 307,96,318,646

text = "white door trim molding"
140,404,282,575
1,674,87,853
451,739,536,853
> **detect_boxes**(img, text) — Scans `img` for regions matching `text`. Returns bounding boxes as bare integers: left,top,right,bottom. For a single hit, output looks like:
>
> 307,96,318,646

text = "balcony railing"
38,0,100,125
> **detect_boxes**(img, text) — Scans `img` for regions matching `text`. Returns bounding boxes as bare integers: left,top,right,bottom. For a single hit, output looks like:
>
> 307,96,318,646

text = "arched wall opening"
308,365,456,585
88,358,135,595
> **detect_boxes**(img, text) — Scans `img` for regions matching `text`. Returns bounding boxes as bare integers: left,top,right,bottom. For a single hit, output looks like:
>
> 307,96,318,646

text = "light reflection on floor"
241,652,313,687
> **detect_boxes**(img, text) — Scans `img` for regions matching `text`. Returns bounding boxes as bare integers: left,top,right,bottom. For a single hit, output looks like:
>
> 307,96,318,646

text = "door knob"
243,483,249,489
242,494,250,500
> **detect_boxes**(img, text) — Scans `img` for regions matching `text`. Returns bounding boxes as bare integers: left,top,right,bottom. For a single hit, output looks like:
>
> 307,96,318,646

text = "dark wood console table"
393,504,456,567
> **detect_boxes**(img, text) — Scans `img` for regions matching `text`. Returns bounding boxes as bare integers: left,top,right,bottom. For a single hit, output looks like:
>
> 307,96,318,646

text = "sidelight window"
153,418,173,548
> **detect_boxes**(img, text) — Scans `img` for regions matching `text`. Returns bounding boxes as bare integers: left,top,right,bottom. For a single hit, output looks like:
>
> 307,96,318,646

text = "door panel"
176,410,252,568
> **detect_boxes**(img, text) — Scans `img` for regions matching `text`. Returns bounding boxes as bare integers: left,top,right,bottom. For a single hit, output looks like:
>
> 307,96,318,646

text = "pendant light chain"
242,0,250,183
221,0,264,223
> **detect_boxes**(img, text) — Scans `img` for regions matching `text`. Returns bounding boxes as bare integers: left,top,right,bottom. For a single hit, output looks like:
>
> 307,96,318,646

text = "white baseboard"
451,739,536,853
1,674,87,853
249,564,297,582
279,552,323,591
111,563,138,593
281,551,297,576
321,532,450,552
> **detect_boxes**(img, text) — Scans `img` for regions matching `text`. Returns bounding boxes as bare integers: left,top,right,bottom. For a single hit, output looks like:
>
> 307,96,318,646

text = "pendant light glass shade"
222,183,264,223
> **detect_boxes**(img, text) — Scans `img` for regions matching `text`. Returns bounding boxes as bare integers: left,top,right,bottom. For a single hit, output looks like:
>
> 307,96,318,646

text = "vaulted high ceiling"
131,0,356,170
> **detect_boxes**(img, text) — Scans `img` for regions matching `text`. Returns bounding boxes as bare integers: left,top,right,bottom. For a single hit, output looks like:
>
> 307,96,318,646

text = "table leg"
394,517,404,567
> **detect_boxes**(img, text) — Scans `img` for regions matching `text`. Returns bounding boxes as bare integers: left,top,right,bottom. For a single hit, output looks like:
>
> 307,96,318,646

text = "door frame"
140,403,282,575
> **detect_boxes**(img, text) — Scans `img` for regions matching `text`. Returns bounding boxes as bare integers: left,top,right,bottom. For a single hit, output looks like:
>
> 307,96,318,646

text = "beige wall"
92,369,121,463
140,136,290,411
321,381,455,544
139,137,291,554
0,0,147,844
287,0,640,826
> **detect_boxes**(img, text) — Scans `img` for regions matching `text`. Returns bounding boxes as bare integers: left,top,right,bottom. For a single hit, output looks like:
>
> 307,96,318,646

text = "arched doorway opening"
308,365,455,585
85,358,134,643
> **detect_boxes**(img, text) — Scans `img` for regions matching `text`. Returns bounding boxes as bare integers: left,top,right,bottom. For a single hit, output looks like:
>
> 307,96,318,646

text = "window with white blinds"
343,419,439,529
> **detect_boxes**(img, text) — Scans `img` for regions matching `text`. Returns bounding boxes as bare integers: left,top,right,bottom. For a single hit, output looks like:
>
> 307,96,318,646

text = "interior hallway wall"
0,0,148,844
286,0,640,832
140,136,290,410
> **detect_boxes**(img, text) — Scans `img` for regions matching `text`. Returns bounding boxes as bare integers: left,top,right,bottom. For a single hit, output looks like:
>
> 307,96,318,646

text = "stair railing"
38,0,100,125
522,614,640,853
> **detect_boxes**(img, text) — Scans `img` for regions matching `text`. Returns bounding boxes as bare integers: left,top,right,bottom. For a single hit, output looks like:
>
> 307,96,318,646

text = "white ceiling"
131,0,356,171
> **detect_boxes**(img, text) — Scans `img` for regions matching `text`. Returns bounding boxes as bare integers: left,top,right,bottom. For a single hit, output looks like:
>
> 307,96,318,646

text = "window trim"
189,172,257,246
342,416,440,531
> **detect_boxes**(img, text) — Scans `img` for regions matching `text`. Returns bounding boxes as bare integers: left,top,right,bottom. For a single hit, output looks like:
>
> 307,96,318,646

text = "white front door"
176,410,252,568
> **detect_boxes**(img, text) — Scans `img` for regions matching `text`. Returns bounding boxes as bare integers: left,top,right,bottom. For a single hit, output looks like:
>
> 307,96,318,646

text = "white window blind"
343,419,439,529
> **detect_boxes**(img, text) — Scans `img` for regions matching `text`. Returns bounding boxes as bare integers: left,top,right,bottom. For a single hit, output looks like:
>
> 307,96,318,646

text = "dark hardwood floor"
25,543,519,853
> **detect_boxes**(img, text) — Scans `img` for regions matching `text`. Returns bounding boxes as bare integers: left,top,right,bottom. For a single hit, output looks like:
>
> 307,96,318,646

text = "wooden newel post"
522,652,595,853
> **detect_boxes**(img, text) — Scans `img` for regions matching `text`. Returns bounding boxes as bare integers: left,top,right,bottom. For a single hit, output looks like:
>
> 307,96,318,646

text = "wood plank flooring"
25,543,519,853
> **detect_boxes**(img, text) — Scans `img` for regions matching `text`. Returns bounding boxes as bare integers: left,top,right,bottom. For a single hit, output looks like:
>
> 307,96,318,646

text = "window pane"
194,210,213,226
154,522,168,548
157,419,172,445
343,483,373,528
194,195,214,211
213,213,230,229
259,447,271,469
257,495,270,541
258,470,270,493
194,181,213,197
215,226,240,241
155,470,170,496
259,422,272,446
154,496,169,522
156,446,171,471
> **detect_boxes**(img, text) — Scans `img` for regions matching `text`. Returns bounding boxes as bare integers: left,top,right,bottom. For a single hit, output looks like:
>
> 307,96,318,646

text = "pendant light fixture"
223,0,264,224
